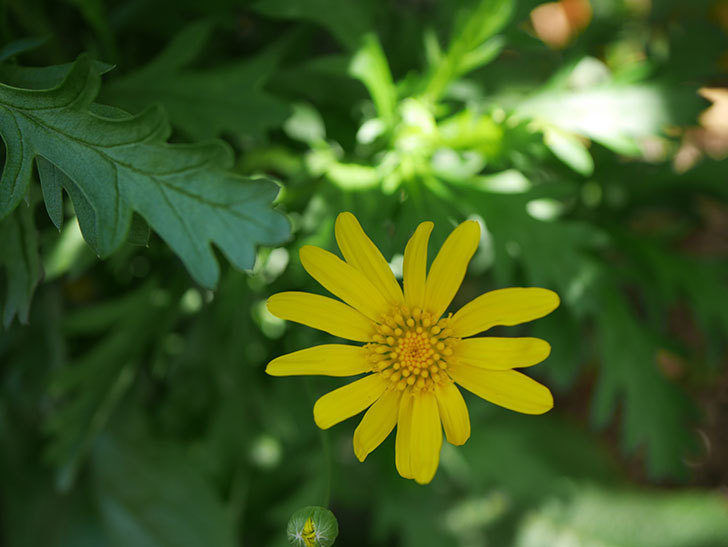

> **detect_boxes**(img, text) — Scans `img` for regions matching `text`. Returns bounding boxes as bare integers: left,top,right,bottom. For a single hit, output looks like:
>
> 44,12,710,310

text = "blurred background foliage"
2,0,728,545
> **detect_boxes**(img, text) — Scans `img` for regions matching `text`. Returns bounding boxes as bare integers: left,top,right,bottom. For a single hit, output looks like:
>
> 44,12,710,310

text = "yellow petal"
266,344,371,377
424,220,480,319
450,288,560,337
267,292,372,342
449,365,554,415
435,381,470,446
403,221,433,310
313,373,388,429
353,388,401,462
335,212,404,306
410,391,442,484
455,337,551,370
300,245,390,321
395,391,415,479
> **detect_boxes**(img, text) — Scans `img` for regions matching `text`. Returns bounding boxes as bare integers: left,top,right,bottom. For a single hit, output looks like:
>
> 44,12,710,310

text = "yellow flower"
266,212,559,484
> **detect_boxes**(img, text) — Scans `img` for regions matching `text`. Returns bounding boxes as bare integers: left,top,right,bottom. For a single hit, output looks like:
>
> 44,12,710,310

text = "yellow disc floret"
367,307,459,392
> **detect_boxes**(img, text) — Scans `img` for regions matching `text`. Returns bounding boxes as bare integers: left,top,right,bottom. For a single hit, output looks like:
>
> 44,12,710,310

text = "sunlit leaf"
424,0,513,101
350,33,397,124
543,127,594,176
518,84,703,155
516,487,728,547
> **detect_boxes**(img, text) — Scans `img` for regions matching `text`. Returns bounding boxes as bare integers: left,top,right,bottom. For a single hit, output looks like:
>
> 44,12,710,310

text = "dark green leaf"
252,0,374,50
593,285,697,478
102,21,289,140
0,205,42,327
46,284,179,487
0,35,50,64
0,60,114,89
92,434,236,547
0,55,290,287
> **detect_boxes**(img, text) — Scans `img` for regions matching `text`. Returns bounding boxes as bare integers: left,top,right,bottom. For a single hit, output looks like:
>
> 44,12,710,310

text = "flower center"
367,307,459,392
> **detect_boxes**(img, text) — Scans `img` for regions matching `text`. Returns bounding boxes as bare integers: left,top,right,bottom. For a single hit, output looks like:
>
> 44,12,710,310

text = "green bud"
287,506,338,547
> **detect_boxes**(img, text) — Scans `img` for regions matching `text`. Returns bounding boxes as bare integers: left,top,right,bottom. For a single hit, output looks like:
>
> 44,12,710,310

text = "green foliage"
592,286,697,478
423,0,513,102
92,434,236,547
101,21,289,141
349,34,396,125
45,284,182,488
0,55,289,288
252,0,374,50
0,204,41,327
516,488,728,547
2,0,728,545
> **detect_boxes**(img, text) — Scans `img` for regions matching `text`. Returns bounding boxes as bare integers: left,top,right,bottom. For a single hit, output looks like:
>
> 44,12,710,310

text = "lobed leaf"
101,21,289,140
0,205,42,327
592,285,698,478
0,55,290,287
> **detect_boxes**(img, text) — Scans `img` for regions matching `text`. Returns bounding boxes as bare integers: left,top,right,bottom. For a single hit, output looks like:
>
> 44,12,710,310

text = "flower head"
267,212,559,484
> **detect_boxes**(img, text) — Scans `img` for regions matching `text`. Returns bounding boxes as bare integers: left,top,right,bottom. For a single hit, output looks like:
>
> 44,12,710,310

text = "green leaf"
424,0,513,101
457,184,606,303
325,161,380,190
126,214,150,247
101,21,288,140
92,434,236,547
0,55,290,287
543,127,594,176
452,0,513,53
283,103,326,144
0,36,50,64
252,0,373,50
516,487,728,547
0,60,114,89
0,404,107,547
64,0,115,58
45,284,179,487
457,414,617,503
0,205,42,328
593,285,697,479
36,156,64,229
349,33,397,124
518,84,703,155
619,235,728,339
457,36,504,77
43,217,96,281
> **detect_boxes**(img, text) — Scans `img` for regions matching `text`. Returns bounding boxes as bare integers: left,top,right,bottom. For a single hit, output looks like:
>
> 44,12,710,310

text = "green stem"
304,377,332,508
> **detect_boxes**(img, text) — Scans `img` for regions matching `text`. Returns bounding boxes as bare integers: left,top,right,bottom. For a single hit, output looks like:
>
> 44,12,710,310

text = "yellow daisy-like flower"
266,212,559,484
